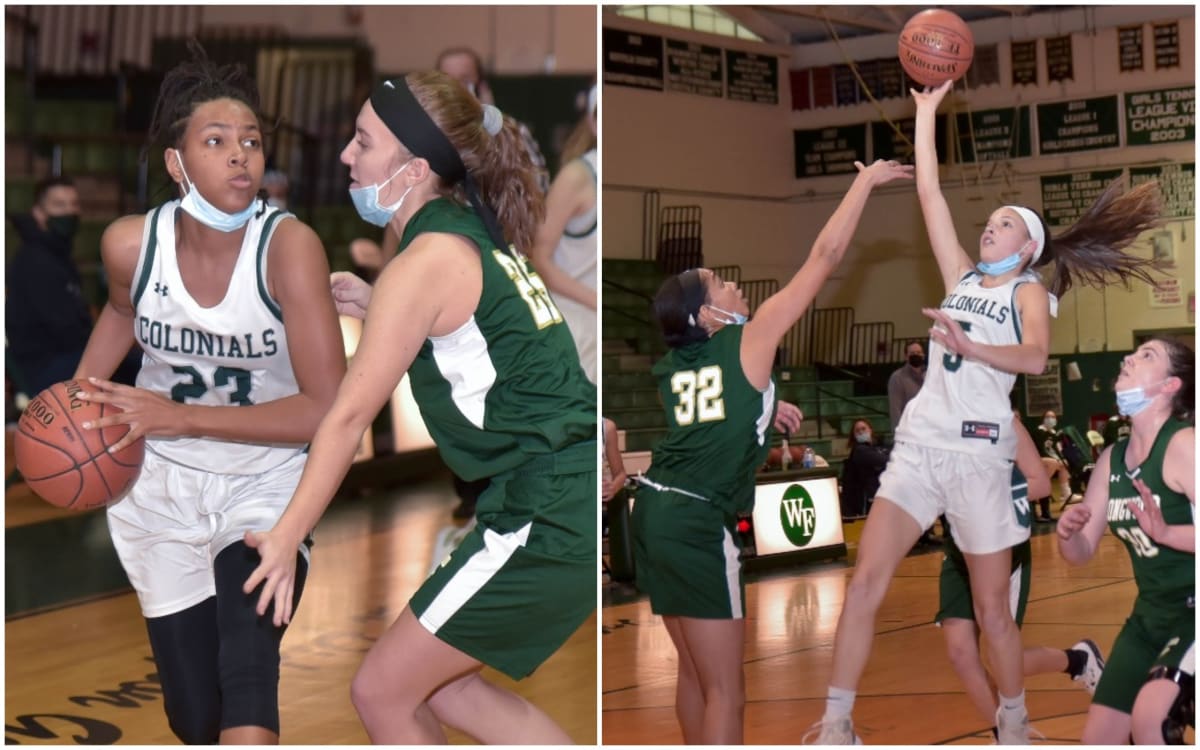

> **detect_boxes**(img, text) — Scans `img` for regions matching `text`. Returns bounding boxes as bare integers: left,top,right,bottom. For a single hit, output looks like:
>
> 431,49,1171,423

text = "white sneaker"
801,716,862,745
428,518,477,576
1071,639,1106,695
995,707,1036,745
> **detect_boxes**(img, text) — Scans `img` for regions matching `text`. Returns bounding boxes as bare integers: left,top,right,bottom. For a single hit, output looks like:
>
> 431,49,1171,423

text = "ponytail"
1029,179,1164,297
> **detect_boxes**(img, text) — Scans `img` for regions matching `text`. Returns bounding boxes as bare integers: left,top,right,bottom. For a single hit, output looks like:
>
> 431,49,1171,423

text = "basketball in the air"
14,379,144,510
898,9,975,87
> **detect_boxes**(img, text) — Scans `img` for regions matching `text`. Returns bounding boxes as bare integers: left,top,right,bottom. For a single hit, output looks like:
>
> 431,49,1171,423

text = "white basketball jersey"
130,199,304,474
895,270,1044,459
550,149,597,383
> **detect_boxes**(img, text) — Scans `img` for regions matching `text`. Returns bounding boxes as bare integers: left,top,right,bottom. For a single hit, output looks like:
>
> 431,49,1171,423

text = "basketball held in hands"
899,9,975,87
14,379,145,510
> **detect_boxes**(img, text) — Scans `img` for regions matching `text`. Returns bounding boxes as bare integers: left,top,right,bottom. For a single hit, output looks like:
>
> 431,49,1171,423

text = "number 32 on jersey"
672,365,725,426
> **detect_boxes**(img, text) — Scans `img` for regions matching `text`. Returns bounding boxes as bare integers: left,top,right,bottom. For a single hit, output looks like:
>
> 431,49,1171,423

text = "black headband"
679,269,707,322
369,77,512,256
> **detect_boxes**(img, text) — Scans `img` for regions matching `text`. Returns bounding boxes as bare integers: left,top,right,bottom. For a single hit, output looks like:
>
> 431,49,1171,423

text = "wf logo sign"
780,484,817,547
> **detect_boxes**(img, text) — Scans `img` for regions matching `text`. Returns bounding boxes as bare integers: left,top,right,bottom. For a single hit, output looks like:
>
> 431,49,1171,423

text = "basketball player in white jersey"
529,84,598,382
73,42,344,744
808,79,1163,744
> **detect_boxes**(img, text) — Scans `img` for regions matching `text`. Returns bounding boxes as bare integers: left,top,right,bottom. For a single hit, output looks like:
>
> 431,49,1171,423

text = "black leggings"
145,541,309,744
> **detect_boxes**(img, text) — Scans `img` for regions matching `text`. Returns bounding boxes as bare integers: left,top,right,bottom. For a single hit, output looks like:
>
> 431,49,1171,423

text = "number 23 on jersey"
672,366,725,426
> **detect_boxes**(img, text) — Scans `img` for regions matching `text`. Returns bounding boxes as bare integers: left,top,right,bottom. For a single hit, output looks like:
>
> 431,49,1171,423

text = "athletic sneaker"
995,707,1046,745
428,517,477,576
1070,639,1106,695
801,717,861,745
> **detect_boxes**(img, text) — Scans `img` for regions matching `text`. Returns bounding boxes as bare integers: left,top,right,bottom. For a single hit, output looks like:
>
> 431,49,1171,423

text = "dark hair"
34,176,76,206
653,272,709,349
905,340,924,356
146,39,265,154
1155,337,1195,423
405,71,544,253
1021,179,1164,297
435,47,486,83
846,418,873,453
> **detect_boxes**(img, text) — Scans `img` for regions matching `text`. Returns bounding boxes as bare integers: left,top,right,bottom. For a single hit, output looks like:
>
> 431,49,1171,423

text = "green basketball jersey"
397,198,596,480
648,325,776,514
1107,418,1194,618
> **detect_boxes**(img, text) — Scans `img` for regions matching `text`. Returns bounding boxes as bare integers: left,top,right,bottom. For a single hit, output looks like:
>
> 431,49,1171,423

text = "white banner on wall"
751,476,845,556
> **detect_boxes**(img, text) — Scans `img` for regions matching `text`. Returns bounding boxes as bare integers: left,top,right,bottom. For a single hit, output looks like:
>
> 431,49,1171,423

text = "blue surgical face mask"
349,161,413,228
977,249,1025,276
174,150,257,232
1116,379,1167,417
854,431,871,444
706,303,747,326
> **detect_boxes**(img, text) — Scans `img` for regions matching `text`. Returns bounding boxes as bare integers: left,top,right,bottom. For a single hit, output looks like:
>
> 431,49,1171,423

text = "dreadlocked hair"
1030,178,1164,298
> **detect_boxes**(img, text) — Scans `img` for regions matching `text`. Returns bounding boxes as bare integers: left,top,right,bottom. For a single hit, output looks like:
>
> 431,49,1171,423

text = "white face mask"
174,149,257,232
1043,417,1057,429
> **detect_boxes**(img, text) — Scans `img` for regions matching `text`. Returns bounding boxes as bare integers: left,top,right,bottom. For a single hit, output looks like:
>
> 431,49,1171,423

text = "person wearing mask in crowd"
634,158,912,744
888,340,926,428
72,43,346,743
808,79,1163,745
839,418,888,520
6,177,93,397
938,411,1106,741
1035,409,1071,520
242,70,596,743
1057,339,1193,744
528,84,597,382
262,169,289,211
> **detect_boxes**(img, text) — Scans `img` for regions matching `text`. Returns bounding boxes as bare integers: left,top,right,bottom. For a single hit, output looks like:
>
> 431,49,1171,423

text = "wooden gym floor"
5,467,597,745
603,525,1166,745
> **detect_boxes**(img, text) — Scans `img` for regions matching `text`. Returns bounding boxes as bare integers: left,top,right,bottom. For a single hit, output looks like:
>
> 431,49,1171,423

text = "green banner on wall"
1039,169,1124,227
1124,86,1194,146
794,124,867,177
1037,96,1120,154
956,106,1032,162
1129,162,1195,219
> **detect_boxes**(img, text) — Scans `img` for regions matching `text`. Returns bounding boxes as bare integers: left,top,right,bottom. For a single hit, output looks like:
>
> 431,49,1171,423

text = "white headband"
1004,205,1045,266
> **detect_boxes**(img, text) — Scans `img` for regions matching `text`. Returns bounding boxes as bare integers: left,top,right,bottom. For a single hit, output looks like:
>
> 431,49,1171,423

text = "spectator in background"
528,85,597,382
262,169,289,211
602,417,627,501
839,418,887,519
888,340,926,428
1035,409,1070,521
1102,412,1131,447
5,177,92,396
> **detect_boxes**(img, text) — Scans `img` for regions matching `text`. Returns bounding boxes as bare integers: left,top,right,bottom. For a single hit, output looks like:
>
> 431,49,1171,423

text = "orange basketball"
898,9,975,87
14,380,145,510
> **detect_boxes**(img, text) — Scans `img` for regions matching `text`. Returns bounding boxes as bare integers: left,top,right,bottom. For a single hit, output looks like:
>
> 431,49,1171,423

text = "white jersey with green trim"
895,269,1043,459
550,149,597,383
129,199,303,474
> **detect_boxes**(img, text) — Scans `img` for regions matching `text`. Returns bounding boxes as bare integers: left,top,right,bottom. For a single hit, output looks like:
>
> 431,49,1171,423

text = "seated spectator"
839,418,888,519
1034,410,1070,520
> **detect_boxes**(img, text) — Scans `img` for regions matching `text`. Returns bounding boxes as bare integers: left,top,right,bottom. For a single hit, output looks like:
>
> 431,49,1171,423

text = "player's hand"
1056,503,1091,540
910,79,954,109
243,527,302,627
331,271,373,319
923,307,976,360
603,470,628,502
855,158,915,187
1127,478,1168,543
76,377,183,452
774,400,804,435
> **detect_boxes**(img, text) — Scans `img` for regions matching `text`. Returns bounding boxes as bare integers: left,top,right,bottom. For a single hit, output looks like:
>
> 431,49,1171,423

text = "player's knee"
971,597,1014,637
350,656,401,716
944,636,980,674
164,700,221,745
844,566,888,613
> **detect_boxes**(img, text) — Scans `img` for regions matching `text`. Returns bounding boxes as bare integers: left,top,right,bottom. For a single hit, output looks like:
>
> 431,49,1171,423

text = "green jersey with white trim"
648,325,776,515
398,199,595,480
1107,418,1194,618
130,200,301,474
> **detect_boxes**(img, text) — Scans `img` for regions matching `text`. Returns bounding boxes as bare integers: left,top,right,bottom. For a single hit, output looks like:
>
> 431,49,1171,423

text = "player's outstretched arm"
1057,447,1112,565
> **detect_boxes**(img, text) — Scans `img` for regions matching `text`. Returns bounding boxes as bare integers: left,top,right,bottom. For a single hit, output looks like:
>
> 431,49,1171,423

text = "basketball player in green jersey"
938,413,1105,740
241,72,595,744
633,157,913,744
1057,338,1194,743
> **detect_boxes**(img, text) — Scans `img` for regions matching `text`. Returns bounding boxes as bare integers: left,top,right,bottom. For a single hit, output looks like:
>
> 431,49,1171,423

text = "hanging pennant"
1154,22,1180,69
1011,40,1037,86
790,69,812,111
833,64,859,107
811,65,835,108
1045,36,1074,82
1118,25,1144,72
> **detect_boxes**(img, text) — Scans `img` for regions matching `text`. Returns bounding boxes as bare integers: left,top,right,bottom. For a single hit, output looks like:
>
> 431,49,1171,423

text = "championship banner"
1154,22,1180,69
1119,25,1144,72
1124,86,1194,147
1045,35,1074,82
